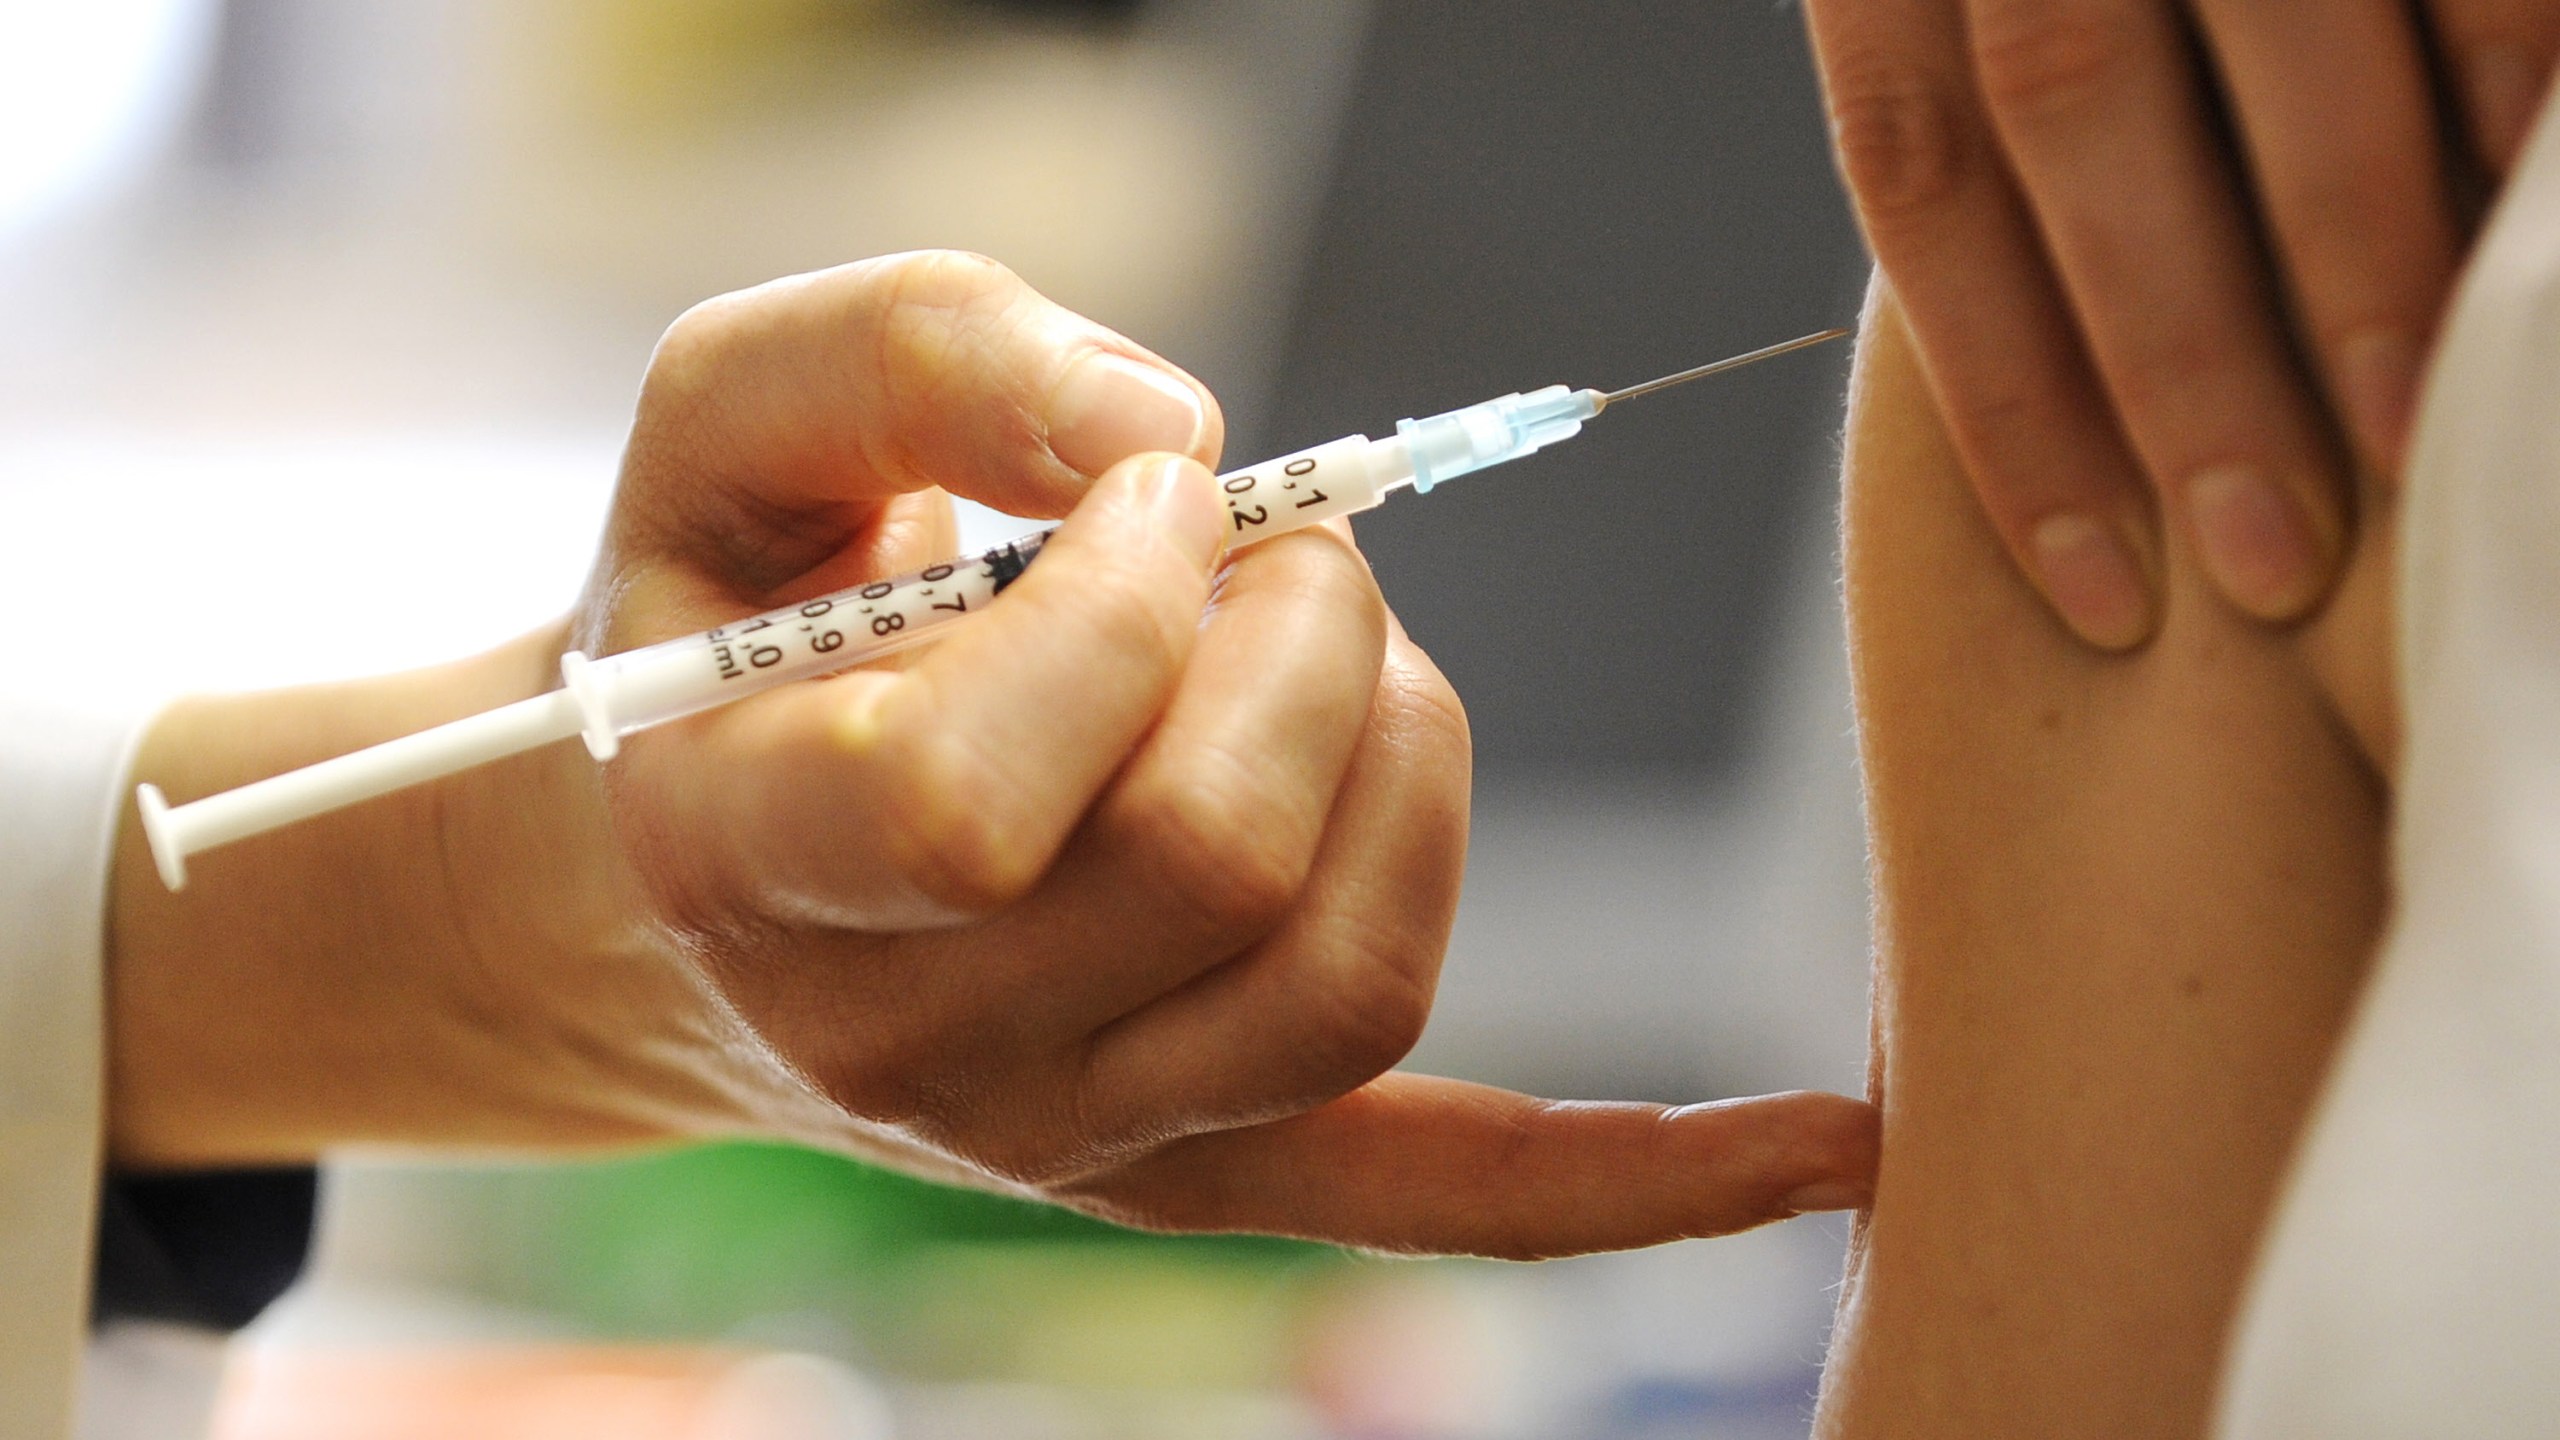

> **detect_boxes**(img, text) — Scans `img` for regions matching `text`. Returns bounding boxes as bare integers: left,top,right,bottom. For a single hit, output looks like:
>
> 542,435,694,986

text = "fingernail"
2187,465,2330,620
2029,514,2153,650
1047,352,1207,479
2466,44,2544,172
1782,1180,1871,1215
1131,454,1226,567
2337,328,2420,475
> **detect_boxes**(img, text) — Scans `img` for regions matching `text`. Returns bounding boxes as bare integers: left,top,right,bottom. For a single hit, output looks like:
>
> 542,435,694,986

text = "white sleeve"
2213,91,2560,1438
1,696,151,1440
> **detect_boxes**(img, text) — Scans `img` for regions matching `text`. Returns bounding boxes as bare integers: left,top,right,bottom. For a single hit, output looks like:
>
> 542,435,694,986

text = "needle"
1593,327,1852,412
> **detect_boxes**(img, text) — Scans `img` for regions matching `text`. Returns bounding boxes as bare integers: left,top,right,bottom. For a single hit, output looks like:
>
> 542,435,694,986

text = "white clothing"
2215,87,2560,1437
0,699,142,1440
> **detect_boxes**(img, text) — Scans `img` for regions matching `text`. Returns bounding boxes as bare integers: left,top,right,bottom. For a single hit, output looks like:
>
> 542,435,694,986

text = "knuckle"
866,251,1027,392
1057,550,1195,679
1942,375,2045,458
962,1107,1109,1189
980,1139,1085,1189
1050,1188,1191,1237
853,251,1038,486
871,263,1001,397
1311,541,1394,656
1249,525,1384,614
640,292,754,418
1047,1161,1232,1236
867,248,1019,315
1122,754,1317,940
808,1036,935,1127
2104,326,2228,439
1294,939,1435,1090
874,730,1045,918
1934,368,2098,491
1378,646,1475,782
1825,62,1978,221
1969,3,2136,125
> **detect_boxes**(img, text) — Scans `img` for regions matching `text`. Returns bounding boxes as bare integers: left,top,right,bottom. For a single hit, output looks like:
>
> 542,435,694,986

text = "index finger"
1063,1074,1880,1261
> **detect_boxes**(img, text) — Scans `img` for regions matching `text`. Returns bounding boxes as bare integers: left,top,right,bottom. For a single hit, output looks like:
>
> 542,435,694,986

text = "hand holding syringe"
110,255,1878,1255
138,328,1843,891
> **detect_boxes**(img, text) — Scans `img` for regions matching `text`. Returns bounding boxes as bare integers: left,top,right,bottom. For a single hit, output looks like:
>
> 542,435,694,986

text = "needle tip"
1596,326,1853,410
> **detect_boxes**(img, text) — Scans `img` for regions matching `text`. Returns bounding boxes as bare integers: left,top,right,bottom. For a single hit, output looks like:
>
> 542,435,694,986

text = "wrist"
105,623,630,1164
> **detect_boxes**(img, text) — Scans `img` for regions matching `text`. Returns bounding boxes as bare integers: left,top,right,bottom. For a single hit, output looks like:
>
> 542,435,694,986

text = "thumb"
1060,1074,1881,1261
615,250,1221,588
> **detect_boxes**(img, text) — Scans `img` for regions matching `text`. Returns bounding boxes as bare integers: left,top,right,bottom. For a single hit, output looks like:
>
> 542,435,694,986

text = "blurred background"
0,1,1872,1435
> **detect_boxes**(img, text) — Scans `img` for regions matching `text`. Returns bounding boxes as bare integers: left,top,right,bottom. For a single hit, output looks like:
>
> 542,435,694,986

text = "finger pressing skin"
2428,0,2560,173
1062,1075,1882,1261
1965,0,2352,623
1069,626,1471,1146
618,249,1224,593
624,454,1228,933
2197,0,2463,481
1807,0,2162,650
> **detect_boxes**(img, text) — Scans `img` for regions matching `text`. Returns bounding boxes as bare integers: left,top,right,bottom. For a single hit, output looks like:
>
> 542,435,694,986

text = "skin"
1804,0,2552,649
105,251,1879,1260
1812,285,2401,1436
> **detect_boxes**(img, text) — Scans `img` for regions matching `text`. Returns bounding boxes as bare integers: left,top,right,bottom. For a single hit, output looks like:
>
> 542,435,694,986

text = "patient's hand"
1813,285,2397,1438
1803,0,2541,652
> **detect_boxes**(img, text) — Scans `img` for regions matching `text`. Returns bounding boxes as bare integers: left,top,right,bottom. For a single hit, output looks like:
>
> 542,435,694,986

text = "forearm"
1814,294,2389,1435
108,623,682,1165
107,622,1045,1186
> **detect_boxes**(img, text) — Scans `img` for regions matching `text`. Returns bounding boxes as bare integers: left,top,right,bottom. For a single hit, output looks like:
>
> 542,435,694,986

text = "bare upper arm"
1815,280,2393,1437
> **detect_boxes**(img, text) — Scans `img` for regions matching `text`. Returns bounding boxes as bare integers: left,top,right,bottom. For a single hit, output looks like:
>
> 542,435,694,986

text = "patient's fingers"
2195,0,2462,483
2427,0,2560,173
1807,0,2162,648
1966,0,2354,625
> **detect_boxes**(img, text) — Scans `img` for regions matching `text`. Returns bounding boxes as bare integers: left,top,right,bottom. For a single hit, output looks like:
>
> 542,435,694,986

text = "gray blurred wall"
1264,0,1865,775
1262,3,1877,1102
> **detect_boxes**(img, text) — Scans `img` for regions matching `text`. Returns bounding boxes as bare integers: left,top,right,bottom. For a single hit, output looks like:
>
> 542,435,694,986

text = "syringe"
137,327,1847,891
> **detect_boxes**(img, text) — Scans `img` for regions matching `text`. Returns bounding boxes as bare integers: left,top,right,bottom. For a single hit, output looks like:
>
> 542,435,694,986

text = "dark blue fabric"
91,1167,319,1331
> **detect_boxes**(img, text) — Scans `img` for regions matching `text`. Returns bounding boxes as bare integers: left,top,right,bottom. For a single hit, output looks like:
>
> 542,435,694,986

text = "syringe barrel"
1210,432,1393,544
1394,385,1597,493
577,533,1052,748
581,432,1405,747
140,428,1425,889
